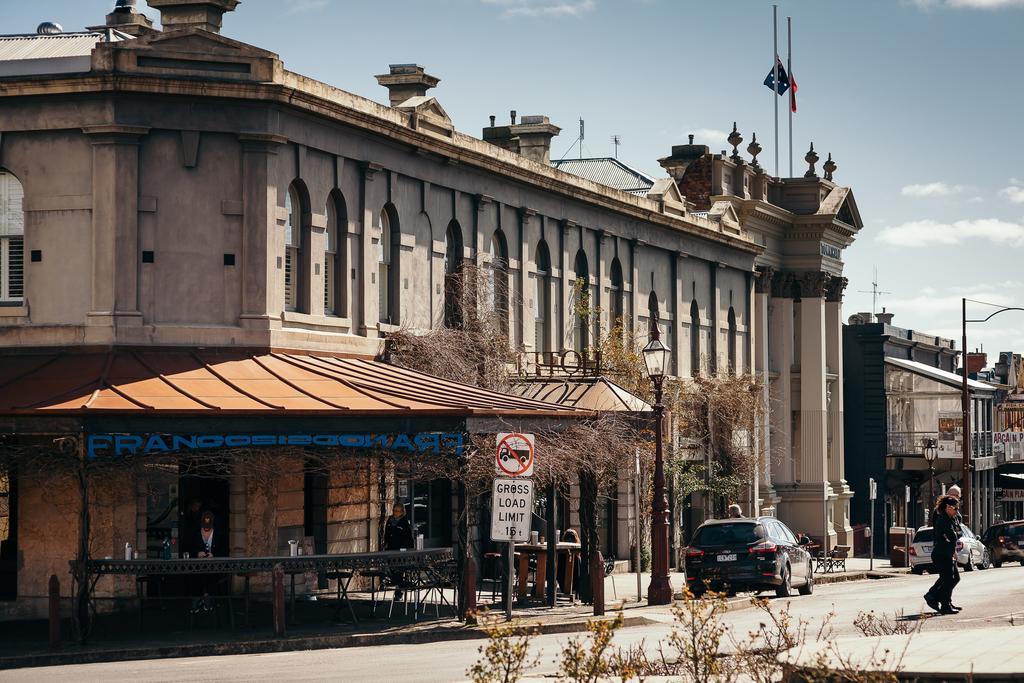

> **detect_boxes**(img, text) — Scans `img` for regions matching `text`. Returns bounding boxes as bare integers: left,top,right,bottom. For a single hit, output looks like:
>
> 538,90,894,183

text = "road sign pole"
634,450,642,603
506,541,514,620
869,477,876,572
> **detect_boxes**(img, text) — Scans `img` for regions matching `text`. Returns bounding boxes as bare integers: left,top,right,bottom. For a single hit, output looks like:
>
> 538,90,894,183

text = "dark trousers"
927,551,960,606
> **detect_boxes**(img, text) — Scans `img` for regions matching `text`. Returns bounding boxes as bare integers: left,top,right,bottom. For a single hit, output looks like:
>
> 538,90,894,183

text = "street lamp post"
642,316,673,606
923,437,938,524
961,299,1024,528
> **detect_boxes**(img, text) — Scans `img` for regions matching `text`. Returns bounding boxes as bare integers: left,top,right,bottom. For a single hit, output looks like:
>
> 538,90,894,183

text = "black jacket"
932,507,960,557
384,515,414,550
185,528,228,558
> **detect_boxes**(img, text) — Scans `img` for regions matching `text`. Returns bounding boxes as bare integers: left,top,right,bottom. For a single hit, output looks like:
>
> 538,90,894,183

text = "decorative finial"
747,132,762,170
804,142,819,178
727,122,743,163
823,152,837,181
489,115,496,127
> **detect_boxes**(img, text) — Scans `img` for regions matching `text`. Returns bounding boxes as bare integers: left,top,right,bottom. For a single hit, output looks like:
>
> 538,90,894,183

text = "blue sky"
5,0,1024,361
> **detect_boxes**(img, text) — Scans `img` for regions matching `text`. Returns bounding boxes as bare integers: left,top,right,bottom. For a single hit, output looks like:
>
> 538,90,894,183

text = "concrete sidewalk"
782,625,1024,681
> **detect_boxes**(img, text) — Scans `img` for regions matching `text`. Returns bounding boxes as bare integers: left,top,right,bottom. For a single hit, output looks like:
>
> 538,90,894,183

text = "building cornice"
0,72,764,257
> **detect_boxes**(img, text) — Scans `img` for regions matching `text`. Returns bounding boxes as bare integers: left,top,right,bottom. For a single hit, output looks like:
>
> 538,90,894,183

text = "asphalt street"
5,563,1022,682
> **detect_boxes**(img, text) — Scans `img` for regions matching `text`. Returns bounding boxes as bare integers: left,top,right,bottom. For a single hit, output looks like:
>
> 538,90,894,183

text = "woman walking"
924,495,962,615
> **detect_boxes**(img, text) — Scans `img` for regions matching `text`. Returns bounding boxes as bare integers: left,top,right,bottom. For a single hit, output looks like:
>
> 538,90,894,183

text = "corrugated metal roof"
0,32,113,61
885,357,995,393
511,377,651,412
0,349,585,417
552,158,656,195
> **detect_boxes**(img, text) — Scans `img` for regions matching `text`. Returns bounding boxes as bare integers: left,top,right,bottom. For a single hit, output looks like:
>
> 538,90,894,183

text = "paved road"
6,564,1022,682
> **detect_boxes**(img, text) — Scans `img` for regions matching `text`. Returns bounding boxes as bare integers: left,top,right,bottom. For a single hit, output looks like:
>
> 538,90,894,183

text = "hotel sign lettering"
86,432,464,459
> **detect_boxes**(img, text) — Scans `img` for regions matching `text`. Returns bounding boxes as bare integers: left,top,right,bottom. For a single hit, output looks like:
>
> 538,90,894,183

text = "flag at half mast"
789,68,798,113
763,57,790,96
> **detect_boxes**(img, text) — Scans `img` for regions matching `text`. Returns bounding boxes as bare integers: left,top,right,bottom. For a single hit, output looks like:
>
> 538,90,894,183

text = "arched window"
534,240,552,353
727,306,738,374
378,205,398,324
490,230,509,335
325,191,347,317
690,299,701,377
573,249,590,352
444,220,464,328
0,171,24,304
609,258,624,333
284,182,307,313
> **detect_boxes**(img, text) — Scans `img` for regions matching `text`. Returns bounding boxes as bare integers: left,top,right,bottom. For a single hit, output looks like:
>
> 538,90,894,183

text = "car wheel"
993,560,1002,568
798,564,814,595
775,565,792,598
979,550,990,570
911,565,924,575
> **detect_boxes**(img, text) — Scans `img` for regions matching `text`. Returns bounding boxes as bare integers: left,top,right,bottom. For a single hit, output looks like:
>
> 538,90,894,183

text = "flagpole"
773,4,779,177
788,16,793,178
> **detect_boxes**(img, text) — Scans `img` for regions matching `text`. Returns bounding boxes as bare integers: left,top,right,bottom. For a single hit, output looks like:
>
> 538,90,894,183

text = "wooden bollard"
591,550,605,616
462,554,477,624
48,574,60,648
272,564,286,637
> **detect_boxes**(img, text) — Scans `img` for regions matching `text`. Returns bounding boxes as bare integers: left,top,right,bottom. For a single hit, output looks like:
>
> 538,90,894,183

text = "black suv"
683,516,814,597
982,520,1024,567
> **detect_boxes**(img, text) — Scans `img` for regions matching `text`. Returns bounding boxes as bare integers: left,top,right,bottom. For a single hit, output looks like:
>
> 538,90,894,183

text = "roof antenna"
578,118,584,160
611,135,621,159
857,266,892,317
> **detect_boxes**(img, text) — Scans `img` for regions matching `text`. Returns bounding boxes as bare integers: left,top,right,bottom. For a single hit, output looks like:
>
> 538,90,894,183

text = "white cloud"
876,218,1024,247
482,0,595,17
285,0,328,15
906,0,1024,7
900,182,965,197
999,179,1024,203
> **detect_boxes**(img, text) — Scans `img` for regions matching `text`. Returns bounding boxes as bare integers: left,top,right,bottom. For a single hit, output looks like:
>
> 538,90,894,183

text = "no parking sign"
495,432,535,477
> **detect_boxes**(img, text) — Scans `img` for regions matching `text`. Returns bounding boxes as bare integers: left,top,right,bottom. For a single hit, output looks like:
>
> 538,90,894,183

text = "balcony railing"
887,431,938,456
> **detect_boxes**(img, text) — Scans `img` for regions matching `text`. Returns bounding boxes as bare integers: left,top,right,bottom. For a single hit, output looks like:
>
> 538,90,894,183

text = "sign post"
491,433,535,620
904,485,911,569
634,449,642,603
868,477,877,571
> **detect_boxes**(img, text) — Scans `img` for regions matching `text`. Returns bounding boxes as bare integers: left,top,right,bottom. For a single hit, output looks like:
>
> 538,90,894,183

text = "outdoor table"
514,541,581,600
73,547,454,634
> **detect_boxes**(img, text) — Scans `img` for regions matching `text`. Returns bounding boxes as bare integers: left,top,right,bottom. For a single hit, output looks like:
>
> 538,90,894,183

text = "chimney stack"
88,0,155,37
147,0,239,33
375,64,441,108
659,136,711,181
482,114,561,164
875,307,894,325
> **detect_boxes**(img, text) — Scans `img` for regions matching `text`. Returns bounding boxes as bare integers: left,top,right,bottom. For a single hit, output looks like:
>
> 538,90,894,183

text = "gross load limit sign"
490,478,534,542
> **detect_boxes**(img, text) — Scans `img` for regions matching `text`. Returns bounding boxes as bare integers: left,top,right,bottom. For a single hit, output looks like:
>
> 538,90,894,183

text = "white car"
909,524,991,573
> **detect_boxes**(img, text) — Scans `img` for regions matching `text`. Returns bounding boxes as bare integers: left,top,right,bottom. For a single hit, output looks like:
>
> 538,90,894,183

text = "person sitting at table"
186,511,227,613
557,529,581,595
383,503,414,600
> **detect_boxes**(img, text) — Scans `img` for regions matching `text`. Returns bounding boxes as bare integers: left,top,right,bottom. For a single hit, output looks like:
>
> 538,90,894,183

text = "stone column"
710,262,721,373
673,253,686,378
237,133,287,331
359,162,384,337
560,220,573,350
596,230,609,344
519,208,536,352
755,268,779,514
84,125,150,331
798,272,836,548
769,272,795,486
826,276,853,545
630,239,642,337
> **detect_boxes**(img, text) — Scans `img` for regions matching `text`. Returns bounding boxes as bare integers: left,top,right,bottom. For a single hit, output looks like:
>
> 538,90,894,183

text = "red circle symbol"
496,434,533,476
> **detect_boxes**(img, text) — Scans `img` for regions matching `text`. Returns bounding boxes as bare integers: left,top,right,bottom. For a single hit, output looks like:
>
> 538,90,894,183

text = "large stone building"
0,0,863,616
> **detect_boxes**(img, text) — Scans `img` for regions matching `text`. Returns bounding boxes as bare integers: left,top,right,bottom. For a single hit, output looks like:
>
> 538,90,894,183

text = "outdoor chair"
826,545,850,573
325,569,357,624
360,568,389,616
416,560,458,618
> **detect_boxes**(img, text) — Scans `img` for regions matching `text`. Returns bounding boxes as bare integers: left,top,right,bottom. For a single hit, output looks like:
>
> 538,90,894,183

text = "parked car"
981,520,1024,567
909,524,990,573
683,517,814,597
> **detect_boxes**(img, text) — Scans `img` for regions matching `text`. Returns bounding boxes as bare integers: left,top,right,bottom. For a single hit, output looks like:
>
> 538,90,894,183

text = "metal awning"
0,349,584,418
510,376,650,413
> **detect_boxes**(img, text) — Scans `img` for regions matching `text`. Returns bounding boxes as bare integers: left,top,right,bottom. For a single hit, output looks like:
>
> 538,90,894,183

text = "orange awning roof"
0,349,585,418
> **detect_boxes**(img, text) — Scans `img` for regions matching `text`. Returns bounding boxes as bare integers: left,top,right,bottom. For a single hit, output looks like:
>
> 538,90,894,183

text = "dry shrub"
556,612,625,683
465,611,540,683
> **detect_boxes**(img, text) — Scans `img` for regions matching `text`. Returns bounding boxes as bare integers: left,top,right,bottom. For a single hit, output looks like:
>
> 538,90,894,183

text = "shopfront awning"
510,376,651,413
0,349,584,418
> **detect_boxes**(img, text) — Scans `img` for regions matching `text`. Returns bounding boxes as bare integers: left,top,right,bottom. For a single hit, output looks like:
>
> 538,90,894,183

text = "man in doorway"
383,503,414,600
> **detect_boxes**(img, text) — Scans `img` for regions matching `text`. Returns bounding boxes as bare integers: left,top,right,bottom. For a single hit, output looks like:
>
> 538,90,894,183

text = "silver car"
909,524,991,573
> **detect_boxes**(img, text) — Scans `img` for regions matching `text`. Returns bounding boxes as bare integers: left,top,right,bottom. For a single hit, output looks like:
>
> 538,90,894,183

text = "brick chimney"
147,0,239,34
966,351,987,376
375,64,440,108
875,307,894,325
482,112,561,164
88,0,156,36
